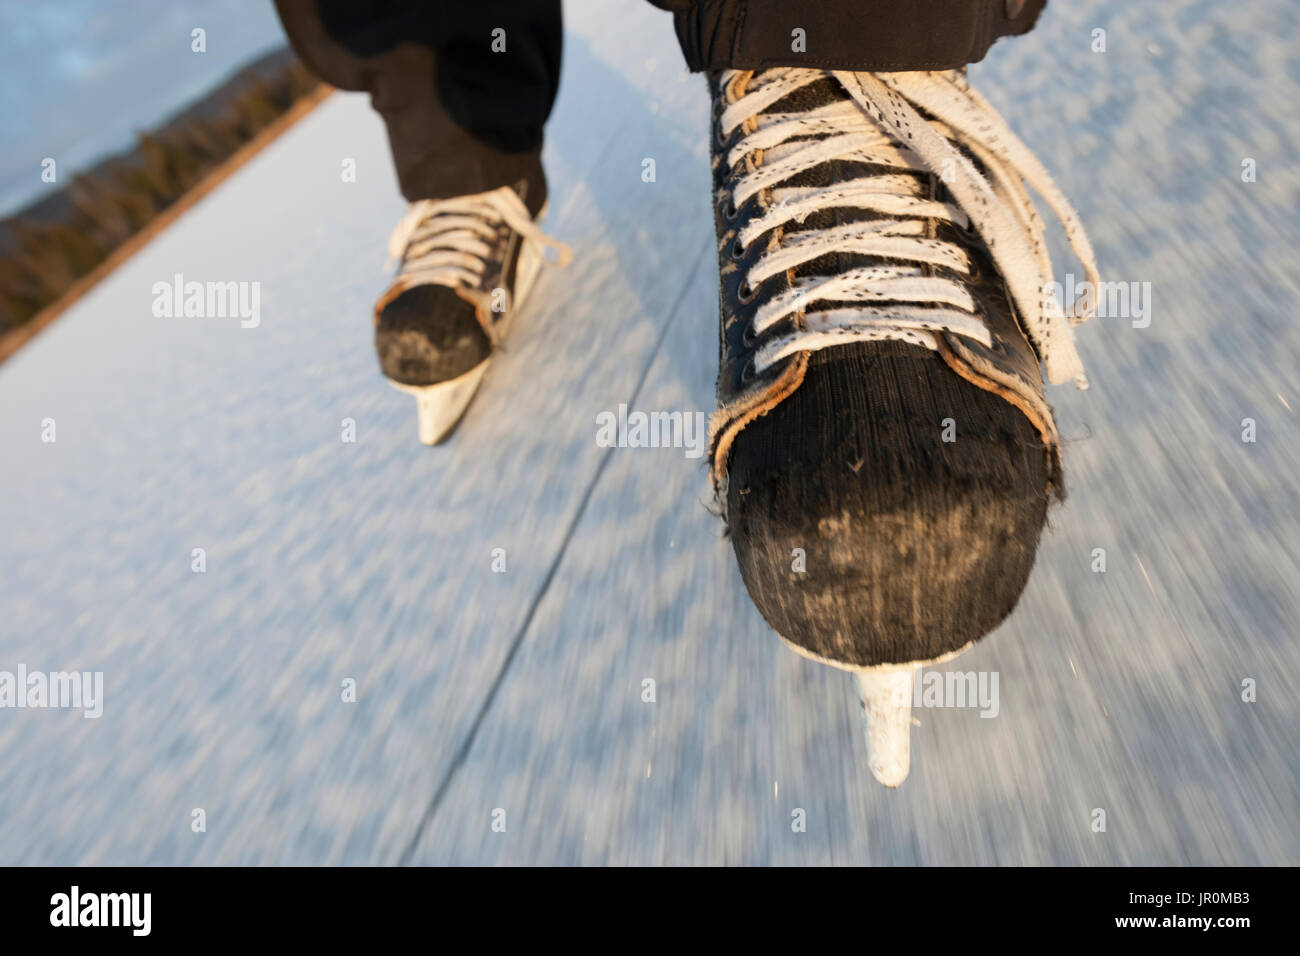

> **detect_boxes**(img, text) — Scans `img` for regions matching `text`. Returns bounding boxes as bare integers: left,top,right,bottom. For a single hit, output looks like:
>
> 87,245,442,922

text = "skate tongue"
509,172,547,219
764,74,840,116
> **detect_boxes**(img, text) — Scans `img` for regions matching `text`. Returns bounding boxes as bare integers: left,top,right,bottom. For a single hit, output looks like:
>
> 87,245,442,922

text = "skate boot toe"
374,284,491,387
724,342,1050,669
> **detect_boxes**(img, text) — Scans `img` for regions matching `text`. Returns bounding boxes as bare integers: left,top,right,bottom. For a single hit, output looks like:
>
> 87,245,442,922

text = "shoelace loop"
385,186,571,292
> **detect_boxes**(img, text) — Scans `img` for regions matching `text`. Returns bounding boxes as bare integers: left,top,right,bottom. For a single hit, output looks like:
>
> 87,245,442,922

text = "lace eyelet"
742,321,758,346
738,278,760,305
730,237,746,260
740,358,757,384
715,123,729,148
724,199,739,222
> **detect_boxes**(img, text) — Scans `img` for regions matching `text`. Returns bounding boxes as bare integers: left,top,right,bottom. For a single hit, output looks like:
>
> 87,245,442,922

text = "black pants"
273,0,1044,207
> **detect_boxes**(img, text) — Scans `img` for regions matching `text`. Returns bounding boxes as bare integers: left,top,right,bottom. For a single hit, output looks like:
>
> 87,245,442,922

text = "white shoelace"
385,185,571,293
720,69,1099,388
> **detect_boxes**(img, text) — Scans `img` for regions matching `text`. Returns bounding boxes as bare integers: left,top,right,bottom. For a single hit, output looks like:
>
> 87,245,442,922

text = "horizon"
0,0,285,217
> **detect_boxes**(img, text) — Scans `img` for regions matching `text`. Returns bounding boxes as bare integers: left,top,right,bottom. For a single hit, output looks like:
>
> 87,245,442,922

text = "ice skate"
706,68,1099,784
376,181,570,444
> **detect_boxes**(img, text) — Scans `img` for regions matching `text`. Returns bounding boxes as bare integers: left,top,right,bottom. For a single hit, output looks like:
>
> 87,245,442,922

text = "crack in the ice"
398,241,711,865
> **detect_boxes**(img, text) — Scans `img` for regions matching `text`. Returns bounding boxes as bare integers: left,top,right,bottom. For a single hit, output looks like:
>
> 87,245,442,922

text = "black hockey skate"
376,179,570,444
706,68,1099,784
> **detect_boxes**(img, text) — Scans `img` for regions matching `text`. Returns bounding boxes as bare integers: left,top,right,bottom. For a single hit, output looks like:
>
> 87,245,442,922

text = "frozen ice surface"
0,0,1297,864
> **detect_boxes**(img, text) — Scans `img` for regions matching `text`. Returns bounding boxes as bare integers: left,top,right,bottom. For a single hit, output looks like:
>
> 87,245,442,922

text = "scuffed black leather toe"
375,285,490,387
724,342,1050,668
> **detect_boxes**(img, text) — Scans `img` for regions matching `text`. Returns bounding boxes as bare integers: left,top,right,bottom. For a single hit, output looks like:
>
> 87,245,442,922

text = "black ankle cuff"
665,0,1045,73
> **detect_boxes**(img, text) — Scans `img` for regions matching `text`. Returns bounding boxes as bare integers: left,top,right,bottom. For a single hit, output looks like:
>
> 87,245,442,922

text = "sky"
0,0,289,216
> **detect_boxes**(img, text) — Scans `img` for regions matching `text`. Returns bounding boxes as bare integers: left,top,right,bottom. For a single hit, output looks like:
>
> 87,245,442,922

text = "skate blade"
856,666,914,787
381,209,552,447
389,361,490,446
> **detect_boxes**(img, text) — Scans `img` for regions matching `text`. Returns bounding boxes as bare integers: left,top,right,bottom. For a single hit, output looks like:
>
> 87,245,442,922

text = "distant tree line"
0,56,321,333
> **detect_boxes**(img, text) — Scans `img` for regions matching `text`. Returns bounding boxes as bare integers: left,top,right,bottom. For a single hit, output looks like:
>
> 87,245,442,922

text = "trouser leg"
646,0,1045,71
273,0,562,210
